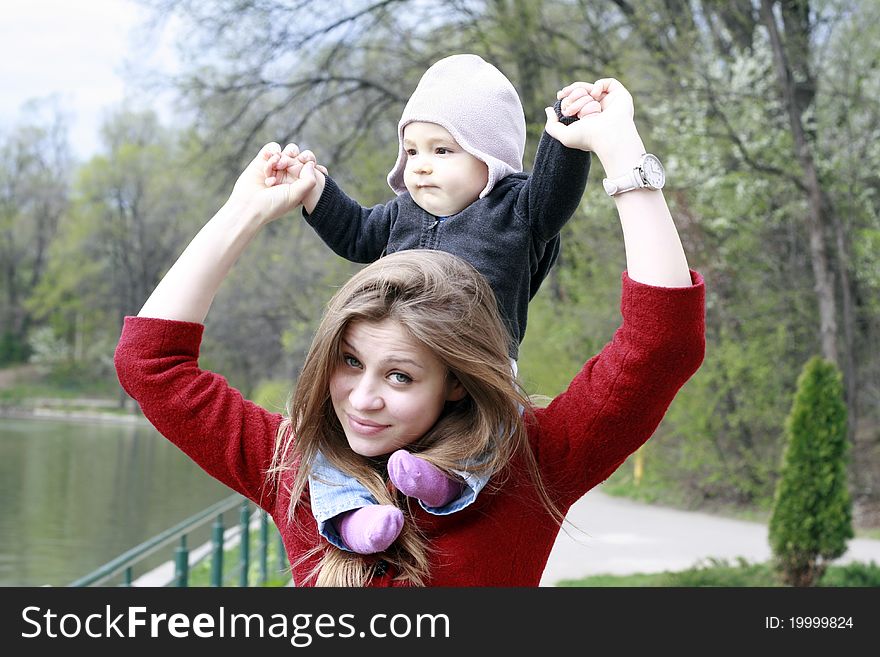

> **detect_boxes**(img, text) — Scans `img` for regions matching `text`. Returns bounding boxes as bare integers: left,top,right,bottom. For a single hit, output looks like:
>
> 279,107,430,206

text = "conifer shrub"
768,357,853,586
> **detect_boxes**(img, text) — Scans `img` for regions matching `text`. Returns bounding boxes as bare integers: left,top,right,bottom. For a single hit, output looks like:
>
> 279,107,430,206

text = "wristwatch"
602,153,665,196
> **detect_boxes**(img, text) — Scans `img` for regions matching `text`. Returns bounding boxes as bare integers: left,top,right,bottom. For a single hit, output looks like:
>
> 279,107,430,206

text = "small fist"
556,83,603,120
553,99,579,125
264,144,328,187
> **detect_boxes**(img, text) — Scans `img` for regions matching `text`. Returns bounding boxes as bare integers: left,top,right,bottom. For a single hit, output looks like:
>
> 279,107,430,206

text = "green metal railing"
69,494,289,587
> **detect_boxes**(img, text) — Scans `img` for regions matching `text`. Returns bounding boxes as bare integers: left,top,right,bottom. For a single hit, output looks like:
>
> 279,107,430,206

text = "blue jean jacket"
308,450,487,551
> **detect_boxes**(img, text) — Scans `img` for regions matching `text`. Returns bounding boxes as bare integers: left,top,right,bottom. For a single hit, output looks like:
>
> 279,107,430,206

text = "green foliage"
0,331,31,365
659,322,799,507
615,31,843,510
666,558,778,587
555,559,880,587
601,289,804,512
518,199,624,397
518,291,602,397
0,379,120,403
24,109,215,391
816,560,880,587
25,325,112,384
555,571,667,588
204,218,357,393
248,379,292,414
0,101,70,365
601,451,701,509
768,357,853,587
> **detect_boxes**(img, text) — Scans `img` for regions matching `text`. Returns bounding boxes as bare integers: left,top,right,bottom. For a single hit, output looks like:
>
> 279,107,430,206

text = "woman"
114,78,704,586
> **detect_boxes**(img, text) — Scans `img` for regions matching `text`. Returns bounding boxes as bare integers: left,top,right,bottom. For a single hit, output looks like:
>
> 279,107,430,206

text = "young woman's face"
402,122,489,216
329,318,466,457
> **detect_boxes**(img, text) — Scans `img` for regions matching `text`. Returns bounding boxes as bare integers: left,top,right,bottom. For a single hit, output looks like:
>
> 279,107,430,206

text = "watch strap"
602,167,643,196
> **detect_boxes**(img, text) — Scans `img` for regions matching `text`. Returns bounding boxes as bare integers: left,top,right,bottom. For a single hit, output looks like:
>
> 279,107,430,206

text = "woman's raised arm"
545,79,691,288
138,143,318,322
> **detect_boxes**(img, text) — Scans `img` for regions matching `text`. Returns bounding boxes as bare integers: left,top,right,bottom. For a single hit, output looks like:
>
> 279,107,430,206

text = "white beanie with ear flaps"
386,54,527,200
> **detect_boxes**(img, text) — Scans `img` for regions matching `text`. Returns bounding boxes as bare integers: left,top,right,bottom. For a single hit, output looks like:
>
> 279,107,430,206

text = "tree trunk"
760,0,839,366
831,204,858,443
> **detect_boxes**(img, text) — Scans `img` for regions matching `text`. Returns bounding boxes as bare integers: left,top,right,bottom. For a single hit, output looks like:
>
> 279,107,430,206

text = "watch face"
641,154,665,189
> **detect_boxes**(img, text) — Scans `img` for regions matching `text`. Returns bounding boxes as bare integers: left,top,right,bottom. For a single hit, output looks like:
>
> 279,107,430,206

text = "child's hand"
262,143,328,214
227,142,319,224
556,82,602,120
263,143,329,187
544,78,638,157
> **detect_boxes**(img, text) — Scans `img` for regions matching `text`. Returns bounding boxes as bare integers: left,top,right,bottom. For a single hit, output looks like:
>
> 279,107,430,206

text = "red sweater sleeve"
113,316,283,510
532,271,705,508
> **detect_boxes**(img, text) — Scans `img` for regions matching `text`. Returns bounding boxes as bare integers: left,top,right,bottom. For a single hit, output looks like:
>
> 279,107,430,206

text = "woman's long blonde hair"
267,250,558,586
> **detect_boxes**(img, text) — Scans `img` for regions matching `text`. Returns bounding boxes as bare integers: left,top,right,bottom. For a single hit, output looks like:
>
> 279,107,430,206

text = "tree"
0,100,71,363
587,0,879,498
768,356,852,587
758,0,854,425
27,109,212,385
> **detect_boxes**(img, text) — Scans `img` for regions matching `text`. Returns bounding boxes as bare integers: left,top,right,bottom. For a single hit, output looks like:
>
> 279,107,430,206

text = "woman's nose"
349,377,384,411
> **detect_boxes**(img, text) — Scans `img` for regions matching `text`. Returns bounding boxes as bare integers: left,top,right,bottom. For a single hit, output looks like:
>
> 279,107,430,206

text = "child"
265,54,598,555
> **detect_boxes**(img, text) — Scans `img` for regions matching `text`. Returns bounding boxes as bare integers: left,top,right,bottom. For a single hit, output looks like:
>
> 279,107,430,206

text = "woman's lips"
346,414,389,435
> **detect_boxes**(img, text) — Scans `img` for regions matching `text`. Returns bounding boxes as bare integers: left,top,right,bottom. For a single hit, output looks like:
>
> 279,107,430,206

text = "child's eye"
405,148,417,156
343,354,362,368
436,147,450,155
389,372,412,384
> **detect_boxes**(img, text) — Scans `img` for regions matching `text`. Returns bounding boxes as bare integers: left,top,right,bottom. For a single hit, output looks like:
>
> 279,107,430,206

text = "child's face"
329,318,466,458
402,122,489,216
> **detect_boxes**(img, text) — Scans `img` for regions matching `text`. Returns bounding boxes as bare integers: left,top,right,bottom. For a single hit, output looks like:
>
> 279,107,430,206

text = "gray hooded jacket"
303,132,590,359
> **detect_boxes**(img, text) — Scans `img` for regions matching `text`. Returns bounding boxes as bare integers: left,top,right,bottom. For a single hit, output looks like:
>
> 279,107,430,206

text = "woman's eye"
390,372,412,384
343,355,362,368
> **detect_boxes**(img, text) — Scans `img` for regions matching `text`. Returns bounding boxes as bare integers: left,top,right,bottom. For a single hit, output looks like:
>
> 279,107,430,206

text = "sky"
0,0,178,160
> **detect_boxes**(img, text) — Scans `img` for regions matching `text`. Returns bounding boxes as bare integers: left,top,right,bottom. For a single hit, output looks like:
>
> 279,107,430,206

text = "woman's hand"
544,78,640,161
545,79,691,287
226,142,320,225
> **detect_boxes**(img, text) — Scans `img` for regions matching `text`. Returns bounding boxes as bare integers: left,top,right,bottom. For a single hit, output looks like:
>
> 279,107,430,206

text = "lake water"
0,417,231,586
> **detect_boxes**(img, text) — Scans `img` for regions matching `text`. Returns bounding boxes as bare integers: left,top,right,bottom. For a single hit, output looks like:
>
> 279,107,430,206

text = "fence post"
174,535,188,587
68,494,244,588
211,513,225,587
258,512,269,586
277,532,286,573
239,500,250,587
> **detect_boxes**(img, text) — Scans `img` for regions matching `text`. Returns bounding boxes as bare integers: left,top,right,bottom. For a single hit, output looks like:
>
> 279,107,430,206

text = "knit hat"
387,54,526,199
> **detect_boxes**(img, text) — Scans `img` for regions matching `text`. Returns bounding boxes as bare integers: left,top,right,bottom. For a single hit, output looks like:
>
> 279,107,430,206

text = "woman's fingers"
590,78,624,103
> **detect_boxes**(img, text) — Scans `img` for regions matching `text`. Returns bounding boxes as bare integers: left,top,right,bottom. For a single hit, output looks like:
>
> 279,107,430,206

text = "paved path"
540,486,880,586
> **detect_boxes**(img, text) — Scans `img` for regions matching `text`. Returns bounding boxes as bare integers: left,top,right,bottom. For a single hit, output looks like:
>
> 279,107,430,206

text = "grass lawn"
555,557,880,587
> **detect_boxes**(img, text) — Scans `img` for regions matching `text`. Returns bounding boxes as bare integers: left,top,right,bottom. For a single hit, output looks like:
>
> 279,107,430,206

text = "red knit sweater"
114,272,704,586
